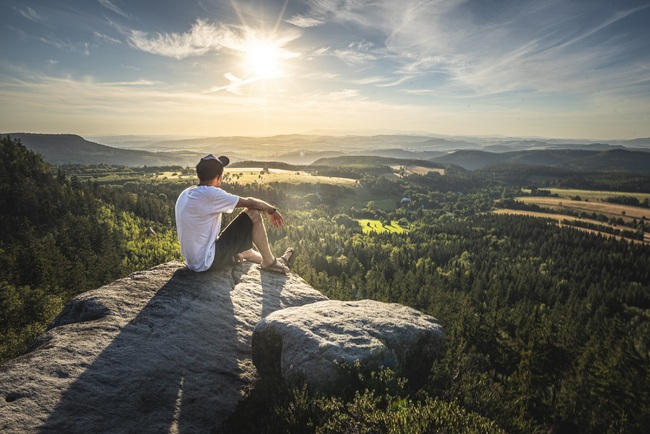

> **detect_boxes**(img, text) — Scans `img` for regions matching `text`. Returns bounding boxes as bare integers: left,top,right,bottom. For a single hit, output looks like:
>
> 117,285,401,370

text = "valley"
2,134,650,433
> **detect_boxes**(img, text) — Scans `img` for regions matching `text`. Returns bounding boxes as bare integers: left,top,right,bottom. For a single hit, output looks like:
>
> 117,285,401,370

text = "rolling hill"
6,132,650,171
433,148,650,172
4,133,200,167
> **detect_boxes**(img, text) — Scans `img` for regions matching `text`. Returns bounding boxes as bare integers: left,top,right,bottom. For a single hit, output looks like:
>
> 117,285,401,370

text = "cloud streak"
98,0,130,19
14,6,42,22
294,0,650,105
128,20,238,59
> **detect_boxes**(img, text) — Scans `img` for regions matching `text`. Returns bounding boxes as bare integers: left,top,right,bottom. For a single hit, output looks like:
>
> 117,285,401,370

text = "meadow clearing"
357,219,409,234
223,168,357,186
496,188,650,244
525,187,650,202
155,168,357,185
515,196,649,222
493,209,650,244
390,165,445,177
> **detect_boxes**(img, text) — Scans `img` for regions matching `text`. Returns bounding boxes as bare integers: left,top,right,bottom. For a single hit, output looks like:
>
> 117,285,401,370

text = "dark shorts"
209,211,253,270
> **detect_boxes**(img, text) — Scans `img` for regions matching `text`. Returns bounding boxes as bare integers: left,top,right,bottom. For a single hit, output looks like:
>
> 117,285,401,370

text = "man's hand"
269,210,284,228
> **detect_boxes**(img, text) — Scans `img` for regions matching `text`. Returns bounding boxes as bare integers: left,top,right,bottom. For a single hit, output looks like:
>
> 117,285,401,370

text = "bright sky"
1,0,649,140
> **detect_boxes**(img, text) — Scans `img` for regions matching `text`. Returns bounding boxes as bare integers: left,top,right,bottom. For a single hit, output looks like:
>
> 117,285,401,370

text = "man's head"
196,154,230,183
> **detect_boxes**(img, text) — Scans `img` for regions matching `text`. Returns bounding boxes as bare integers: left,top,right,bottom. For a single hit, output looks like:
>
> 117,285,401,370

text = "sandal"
261,258,289,275
278,247,296,270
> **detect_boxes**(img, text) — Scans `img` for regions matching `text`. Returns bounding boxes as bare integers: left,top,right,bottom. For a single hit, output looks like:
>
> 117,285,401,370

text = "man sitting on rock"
175,154,294,274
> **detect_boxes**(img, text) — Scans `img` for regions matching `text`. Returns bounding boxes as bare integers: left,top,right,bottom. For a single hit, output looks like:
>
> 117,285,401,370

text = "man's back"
175,185,239,272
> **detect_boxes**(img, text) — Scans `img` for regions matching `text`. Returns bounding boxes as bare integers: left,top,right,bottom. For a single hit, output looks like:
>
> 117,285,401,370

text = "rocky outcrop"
252,299,445,390
0,261,327,433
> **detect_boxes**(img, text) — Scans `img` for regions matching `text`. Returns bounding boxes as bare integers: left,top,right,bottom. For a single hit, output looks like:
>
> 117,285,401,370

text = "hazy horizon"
1,0,649,140
8,129,649,145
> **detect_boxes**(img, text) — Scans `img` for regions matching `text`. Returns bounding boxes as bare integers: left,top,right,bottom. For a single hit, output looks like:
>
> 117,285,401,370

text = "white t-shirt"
175,185,240,272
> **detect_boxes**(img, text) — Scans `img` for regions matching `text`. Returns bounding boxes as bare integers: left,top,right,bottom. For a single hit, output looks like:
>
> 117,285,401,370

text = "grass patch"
523,188,650,202
514,197,650,221
390,165,446,176
223,168,356,186
493,209,649,244
358,219,409,234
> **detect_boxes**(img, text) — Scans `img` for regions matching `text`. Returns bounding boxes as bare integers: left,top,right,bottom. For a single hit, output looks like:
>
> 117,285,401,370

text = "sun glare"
242,37,285,80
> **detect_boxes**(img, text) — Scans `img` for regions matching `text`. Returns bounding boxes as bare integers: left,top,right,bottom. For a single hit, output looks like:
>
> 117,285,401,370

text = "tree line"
0,137,181,361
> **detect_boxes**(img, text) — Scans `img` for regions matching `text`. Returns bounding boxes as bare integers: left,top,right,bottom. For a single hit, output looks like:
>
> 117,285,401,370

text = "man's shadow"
39,266,259,433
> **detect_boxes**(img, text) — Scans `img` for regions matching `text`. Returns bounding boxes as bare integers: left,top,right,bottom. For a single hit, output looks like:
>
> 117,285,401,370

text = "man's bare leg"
244,208,288,271
240,248,262,264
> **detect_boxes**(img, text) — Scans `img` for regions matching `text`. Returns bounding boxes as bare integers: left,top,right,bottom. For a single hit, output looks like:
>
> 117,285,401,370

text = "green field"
357,219,408,234
223,168,356,186
524,187,650,202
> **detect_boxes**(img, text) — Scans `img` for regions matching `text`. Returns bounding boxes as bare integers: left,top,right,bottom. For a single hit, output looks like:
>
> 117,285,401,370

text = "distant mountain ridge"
4,133,200,167
433,148,650,172
5,132,650,171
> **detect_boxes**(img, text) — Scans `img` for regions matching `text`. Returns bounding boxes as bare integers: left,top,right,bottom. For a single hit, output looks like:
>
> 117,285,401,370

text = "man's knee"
245,208,262,223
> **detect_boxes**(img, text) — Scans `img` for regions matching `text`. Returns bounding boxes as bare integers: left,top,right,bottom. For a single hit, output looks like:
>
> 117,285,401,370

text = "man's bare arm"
237,197,276,214
237,197,284,228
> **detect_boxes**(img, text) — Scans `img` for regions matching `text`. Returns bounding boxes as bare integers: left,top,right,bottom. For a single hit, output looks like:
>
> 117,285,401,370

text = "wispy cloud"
549,3,650,52
94,32,121,45
331,48,377,65
104,79,159,86
98,0,130,19
286,16,323,28
447,3,650,100
38,36,92,56
128,20,238,59
127,19,300,62
296,0,650,106
128,19,302,94
39,37,90,56
314,40,380,65
14,6,43,22
205,73,258,95
353,76,390,85
328,88,360,99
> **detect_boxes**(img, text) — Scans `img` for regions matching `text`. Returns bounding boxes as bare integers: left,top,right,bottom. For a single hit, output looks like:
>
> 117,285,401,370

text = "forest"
1,135,649,433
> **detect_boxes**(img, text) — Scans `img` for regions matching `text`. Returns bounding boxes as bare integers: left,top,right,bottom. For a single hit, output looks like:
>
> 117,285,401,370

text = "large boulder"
252,299,445,390
0,261,327,433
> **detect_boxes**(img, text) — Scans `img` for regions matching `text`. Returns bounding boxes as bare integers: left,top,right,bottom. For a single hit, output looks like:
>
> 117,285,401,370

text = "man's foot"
278,247,296,270
261,258,289,275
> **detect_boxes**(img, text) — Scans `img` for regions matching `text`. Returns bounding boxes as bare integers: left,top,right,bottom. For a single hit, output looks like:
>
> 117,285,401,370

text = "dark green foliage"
480,164,650,193
0,137,181,361
220,365,504,434
267,207,650,432
603,195,645,207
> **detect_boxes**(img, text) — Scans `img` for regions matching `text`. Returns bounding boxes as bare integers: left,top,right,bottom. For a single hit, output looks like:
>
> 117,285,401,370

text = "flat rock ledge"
252,299,446,390
0,261,327,434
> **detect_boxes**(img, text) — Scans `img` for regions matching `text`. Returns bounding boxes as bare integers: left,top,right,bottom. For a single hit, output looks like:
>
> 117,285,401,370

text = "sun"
242,37,286,80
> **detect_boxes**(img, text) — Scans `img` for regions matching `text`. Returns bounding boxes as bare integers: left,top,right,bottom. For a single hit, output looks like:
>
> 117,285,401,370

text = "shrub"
218,364,504,434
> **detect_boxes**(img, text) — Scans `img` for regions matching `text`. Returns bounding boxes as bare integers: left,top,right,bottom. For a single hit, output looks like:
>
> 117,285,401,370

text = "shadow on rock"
40,267,244,433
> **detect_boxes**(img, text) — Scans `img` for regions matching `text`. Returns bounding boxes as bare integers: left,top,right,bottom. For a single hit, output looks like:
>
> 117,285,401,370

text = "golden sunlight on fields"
390,165,445,177
495,188,650,244
223,168,357,186
516,197,649,221
492,209,650,244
